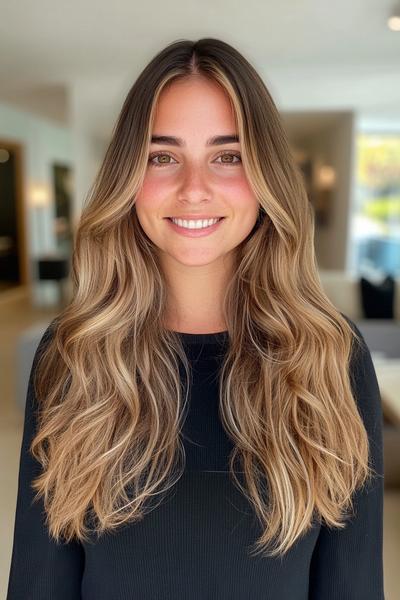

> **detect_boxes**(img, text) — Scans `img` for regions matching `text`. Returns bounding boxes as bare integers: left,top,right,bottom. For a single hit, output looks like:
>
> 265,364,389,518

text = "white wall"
311,113,355,270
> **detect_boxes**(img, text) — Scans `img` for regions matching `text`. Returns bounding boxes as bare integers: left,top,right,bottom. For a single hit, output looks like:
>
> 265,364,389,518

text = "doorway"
0,140,28,292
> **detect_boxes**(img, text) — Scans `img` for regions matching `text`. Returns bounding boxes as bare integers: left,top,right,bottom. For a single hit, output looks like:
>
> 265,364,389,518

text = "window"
351,133,400,276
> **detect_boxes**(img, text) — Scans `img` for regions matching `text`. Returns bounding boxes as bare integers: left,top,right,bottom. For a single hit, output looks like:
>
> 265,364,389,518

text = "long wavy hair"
30,37,375,558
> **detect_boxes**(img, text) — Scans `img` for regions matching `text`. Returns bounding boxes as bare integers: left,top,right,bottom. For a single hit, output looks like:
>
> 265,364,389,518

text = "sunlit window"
351,134,400,276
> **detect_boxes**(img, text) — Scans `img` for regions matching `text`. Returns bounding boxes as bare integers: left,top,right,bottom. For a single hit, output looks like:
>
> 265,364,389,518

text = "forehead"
152,77,237,136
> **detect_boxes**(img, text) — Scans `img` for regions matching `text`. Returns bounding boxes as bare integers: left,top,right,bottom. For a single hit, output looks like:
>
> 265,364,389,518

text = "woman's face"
134,76,260,268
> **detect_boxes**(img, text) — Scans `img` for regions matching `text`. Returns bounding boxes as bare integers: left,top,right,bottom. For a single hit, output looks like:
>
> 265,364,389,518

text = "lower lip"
165,218,225,237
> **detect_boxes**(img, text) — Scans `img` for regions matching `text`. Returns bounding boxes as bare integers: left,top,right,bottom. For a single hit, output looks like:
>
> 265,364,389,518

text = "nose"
176,162,212,205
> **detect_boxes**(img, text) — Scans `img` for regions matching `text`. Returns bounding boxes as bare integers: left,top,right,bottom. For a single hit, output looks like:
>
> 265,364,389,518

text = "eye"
148,152,177,167
147,150,242,168
214,151,242,165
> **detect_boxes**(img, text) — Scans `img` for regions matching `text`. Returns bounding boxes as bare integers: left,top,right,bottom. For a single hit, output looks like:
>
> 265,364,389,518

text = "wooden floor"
1,287,399,599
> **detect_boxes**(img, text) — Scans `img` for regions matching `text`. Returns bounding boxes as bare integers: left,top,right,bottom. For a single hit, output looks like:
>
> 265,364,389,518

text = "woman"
7,38,384,599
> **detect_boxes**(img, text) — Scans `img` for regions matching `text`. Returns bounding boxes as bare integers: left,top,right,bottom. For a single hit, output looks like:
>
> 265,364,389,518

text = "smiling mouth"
165,217,226,225
165,216,226,232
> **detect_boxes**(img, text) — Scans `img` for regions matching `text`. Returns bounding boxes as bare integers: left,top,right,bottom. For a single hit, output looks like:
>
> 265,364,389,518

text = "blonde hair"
30,38,375,558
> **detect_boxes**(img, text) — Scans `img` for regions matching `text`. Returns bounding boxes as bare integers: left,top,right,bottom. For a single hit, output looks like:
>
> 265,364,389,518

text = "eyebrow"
150,134,239,147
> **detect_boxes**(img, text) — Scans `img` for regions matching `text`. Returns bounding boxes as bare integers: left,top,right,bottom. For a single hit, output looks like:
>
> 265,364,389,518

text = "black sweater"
7,320,385,599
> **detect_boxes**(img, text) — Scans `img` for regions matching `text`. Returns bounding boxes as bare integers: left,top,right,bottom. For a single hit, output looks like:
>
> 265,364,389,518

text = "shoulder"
28,318,58,394
339,313,383,465
339,312,377,387
34,318,57,358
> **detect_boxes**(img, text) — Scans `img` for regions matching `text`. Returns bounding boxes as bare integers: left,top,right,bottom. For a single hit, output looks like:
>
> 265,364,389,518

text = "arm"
308,318,385,599
7,322,84,599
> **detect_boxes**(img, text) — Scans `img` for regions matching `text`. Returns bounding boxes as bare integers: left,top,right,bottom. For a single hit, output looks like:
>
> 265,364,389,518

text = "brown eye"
148,152,177,167
215,152,242,165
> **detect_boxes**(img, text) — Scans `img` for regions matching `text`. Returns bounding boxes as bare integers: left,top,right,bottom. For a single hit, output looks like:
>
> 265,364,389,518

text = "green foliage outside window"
357,134,400,226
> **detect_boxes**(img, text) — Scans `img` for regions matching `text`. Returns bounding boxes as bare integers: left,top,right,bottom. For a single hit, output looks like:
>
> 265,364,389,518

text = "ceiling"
1,0,399,128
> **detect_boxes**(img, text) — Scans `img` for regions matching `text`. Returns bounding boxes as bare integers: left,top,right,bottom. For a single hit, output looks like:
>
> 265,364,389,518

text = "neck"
160,252,234,334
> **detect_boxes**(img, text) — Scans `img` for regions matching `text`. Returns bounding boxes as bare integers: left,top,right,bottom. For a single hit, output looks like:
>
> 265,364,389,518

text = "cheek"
136,171,258,216
219,175,258,214
135,178,165,213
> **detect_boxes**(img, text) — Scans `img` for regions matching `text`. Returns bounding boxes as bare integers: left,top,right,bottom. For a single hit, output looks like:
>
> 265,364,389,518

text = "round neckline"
172,330,229,344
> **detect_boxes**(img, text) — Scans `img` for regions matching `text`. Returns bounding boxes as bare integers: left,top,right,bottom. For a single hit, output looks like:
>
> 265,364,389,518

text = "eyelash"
148,151,242,168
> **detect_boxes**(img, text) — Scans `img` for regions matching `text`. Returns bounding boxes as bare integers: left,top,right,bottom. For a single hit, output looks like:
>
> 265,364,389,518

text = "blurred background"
1,1,400,597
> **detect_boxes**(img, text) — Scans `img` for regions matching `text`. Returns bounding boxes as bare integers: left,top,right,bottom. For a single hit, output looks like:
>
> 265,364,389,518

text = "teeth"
170,218,221,229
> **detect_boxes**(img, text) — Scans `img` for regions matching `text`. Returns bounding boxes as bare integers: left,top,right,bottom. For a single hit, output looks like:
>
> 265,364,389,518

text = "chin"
169,251,226,267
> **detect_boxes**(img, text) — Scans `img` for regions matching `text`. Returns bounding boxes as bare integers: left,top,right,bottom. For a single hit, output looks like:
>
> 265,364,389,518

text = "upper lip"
166,215,225,219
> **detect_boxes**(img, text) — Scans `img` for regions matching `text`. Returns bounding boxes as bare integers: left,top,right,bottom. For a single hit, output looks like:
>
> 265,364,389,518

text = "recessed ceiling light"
388,2,400,30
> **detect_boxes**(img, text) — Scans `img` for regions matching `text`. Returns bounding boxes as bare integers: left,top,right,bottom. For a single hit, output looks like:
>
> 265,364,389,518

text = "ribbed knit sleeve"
7,323,85,600
308,321,385,599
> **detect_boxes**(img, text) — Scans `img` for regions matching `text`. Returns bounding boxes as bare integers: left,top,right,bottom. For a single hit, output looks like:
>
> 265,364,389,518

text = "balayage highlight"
30,38,377,558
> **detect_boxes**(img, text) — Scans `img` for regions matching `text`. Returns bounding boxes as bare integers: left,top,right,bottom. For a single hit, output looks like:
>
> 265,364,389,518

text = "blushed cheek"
219,175,257,210
136,172,257,214
135,178,165,212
